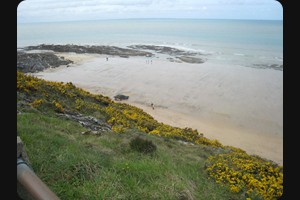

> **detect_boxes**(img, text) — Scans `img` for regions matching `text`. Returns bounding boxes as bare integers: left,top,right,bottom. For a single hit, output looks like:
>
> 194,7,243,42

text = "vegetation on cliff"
17,71,283,199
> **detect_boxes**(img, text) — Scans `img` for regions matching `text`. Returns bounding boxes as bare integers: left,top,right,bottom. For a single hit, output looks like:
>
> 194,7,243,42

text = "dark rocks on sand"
17,51,73,73
176,56,205,64
114,94,129,101
24,44,154,57
128,45,206,63
128,44,201,57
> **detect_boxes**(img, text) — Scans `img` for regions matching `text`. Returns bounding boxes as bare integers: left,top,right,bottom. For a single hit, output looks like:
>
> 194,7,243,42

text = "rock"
128,45,206,63
128,44,200,57
178,140,195,146
167,57,182,63
176,56,205,64
23,44,153,57
17,51,73,73
114,94,129,101
57,112,111,134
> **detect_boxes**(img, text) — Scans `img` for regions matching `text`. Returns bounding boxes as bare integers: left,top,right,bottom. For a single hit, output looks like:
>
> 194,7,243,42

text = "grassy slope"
17,72,282,200
18,112,237,199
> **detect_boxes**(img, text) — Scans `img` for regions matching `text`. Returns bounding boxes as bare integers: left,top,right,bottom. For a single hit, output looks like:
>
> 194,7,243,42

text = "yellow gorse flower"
205,152,283,199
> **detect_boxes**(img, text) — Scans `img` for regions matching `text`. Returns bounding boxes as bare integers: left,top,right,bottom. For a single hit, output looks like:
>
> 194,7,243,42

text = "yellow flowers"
17,71,39,93
111,125,125,133
123,110,139,121
149,129,160,135
195,137,223,147
229,185,240,193
30,99,43,108
205,152,283,199
52,100,64,113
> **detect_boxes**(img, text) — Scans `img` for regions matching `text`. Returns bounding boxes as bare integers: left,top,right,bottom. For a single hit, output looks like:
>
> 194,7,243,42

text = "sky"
17,0,283,23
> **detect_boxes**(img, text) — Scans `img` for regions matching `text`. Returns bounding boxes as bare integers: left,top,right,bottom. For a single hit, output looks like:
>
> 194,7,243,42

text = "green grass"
17,112,242,199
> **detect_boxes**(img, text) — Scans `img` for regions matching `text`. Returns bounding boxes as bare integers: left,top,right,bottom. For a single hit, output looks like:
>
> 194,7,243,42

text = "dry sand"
34,52,283,165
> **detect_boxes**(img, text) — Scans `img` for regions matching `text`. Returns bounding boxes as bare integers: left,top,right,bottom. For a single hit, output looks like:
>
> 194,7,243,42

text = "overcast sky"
17,0,283,23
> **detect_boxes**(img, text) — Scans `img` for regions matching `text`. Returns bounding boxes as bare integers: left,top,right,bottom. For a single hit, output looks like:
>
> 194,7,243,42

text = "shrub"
30,99,43,108
129,136,156,154
52,100,64,113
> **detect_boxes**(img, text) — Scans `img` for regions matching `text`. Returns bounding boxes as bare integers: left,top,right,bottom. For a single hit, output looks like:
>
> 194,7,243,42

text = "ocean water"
17,18,283,67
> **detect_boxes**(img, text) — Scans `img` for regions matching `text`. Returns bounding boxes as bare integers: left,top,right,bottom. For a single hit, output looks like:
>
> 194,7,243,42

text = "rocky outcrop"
128,44,201,56
23,44,154,58
176,56,205,64
114,94,129,101
17,51,73,73
128,44,206,64
57,113,111,135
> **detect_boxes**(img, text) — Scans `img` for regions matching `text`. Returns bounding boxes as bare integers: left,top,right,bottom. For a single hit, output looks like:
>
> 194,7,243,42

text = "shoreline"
23,45,283,165
126,101,283,164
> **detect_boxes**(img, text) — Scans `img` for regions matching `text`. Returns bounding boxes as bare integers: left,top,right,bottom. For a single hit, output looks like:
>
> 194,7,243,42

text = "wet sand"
33,52,283,165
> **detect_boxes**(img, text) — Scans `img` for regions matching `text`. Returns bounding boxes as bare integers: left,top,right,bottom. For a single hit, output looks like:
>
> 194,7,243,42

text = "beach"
31,50,283,165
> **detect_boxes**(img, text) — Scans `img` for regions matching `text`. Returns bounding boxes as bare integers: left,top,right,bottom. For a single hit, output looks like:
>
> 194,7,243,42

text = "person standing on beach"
151,103,155,110
106,57,108,61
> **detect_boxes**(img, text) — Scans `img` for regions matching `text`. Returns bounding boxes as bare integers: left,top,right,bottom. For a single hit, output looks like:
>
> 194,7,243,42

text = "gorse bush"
129,136,157,154
205,152,283,199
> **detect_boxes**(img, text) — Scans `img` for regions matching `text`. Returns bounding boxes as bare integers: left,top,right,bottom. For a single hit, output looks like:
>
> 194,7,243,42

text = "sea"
17,18,283,68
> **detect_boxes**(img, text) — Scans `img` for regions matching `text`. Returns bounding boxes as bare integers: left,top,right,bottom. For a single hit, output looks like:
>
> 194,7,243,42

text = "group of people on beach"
146,60,152,64
106,56,153,65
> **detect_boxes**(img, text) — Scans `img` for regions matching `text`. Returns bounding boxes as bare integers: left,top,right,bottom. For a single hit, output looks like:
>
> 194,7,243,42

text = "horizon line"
18,17,283,24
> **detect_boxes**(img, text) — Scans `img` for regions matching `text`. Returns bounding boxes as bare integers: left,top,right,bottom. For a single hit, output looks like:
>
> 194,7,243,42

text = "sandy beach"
33,52,283,165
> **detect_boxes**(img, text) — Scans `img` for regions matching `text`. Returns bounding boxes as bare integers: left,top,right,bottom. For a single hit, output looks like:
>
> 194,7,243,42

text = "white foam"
234,53,245,56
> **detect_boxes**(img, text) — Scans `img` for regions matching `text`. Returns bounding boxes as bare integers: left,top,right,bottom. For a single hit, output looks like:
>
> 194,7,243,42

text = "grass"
17,112,241,199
